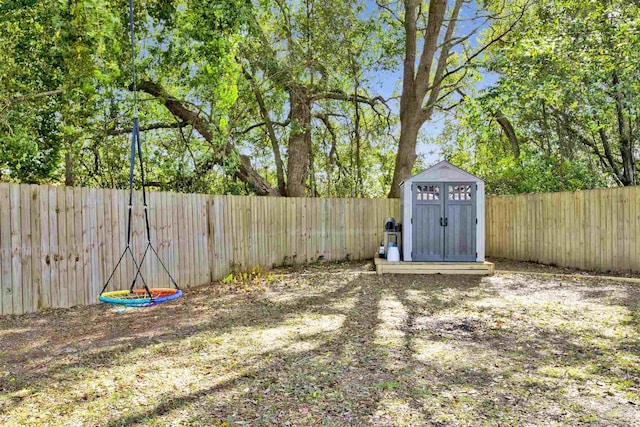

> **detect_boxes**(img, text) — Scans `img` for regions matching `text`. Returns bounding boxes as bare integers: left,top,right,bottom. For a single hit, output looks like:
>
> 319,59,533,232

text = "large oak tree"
379,0,528,197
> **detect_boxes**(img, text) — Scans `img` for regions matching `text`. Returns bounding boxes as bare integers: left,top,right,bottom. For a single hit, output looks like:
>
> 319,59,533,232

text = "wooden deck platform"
374,255,494,275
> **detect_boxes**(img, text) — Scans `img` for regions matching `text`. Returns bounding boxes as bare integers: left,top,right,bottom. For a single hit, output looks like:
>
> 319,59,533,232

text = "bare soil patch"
491,257,640,279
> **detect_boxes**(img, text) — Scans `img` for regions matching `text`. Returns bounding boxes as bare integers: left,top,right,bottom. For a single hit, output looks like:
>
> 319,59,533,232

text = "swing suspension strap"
98,0,180,303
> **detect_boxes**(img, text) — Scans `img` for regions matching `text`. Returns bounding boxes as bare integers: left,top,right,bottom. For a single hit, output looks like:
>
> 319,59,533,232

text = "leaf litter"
0,260,639,426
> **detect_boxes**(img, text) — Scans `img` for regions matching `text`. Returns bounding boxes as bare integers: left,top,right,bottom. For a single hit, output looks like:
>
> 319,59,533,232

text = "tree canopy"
0,0,637,196
441,0,640,193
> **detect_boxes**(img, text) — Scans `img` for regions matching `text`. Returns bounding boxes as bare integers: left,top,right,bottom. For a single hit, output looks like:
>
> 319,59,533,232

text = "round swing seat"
99,288,182,308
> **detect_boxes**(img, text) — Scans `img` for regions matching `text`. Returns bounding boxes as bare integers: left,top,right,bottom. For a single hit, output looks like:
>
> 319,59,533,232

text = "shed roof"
400,160,483,186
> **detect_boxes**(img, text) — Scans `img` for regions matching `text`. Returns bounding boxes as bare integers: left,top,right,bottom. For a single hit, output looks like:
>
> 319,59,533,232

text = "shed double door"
412,182,476,262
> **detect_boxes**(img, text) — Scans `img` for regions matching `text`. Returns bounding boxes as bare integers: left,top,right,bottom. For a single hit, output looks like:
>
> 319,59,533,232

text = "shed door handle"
440,217,448,227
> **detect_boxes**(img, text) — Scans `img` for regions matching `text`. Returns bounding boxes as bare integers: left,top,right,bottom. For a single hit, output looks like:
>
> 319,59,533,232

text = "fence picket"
20,186,33,314
74,187,85,303
38,186,51,309
65,187,76,307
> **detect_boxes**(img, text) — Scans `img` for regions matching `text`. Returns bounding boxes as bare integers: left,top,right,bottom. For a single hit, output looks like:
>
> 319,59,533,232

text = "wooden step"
374,255,494,275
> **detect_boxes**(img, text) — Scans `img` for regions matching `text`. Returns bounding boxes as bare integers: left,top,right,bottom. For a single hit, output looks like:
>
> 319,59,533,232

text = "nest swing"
98,0,181,312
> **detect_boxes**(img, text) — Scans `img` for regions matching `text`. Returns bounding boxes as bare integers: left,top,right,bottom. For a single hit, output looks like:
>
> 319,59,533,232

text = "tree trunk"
386,0,520,198
286,84,312,197
64,151,74,187
387,0,448,198
388,115,421,198
598,128,625,185
613,72,636,186
494,110,520,158
354,77,362,196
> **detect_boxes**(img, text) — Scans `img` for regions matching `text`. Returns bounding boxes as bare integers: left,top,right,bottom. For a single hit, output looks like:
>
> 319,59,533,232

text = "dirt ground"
491,257,640,279
1,260,639,426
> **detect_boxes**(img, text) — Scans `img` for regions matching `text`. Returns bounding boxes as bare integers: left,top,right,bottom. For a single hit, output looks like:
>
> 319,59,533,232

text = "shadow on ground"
1,262,639,426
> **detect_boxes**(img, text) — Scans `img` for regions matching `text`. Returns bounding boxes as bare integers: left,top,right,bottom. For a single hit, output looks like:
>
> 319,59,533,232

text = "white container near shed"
400,160,485,263
386,245,400,262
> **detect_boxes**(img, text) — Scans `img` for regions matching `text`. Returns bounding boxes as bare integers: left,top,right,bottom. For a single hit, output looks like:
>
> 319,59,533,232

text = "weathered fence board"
486,187,640,273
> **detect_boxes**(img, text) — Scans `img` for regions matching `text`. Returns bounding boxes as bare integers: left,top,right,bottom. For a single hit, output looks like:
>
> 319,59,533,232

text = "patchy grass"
1,261,639,426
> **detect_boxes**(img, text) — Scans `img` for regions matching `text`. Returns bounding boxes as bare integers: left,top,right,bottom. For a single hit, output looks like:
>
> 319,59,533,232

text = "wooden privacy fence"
4,183,638,315
0,183,400,315
486,187,640,273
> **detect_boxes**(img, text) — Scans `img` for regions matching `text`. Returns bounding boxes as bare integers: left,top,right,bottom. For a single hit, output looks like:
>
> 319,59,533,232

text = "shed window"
416,185,440,201
448,185,472,201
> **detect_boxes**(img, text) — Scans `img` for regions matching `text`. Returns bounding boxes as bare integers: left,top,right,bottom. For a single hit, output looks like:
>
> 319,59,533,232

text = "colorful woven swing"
99,0,181,311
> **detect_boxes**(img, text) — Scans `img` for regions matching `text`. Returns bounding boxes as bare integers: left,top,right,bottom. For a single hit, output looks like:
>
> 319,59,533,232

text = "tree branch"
375,0,404,23
106,121,190,135
432,1,528,89
311,90,387,107
555,108,624,185
135,80,280,196
1,88,66,105
414,0,448,101
314,113,347,174
421,0,463,120
242,66,287,194
493,110,520,158
233,119,290,136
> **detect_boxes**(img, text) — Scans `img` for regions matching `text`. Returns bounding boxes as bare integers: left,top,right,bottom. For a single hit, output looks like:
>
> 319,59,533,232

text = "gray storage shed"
400,161,485,262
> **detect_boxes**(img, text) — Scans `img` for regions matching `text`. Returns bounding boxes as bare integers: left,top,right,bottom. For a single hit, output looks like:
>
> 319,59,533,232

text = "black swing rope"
99,0,181,309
